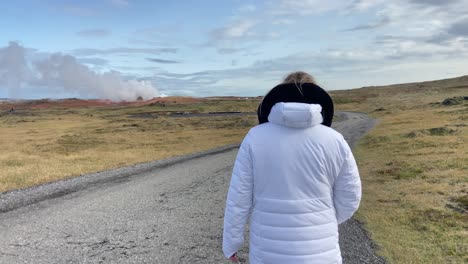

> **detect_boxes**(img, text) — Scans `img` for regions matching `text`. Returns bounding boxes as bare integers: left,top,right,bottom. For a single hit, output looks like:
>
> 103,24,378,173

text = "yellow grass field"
0,99,259,192
333,76,468,263
0,76,467,263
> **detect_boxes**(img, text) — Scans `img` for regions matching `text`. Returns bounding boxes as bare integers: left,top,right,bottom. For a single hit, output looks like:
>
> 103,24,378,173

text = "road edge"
0,144,240,213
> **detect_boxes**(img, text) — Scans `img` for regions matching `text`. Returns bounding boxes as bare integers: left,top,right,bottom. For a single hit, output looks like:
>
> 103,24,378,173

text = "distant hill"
1,75,467,110
328,74,468,113
0,96,205,110
339,75,468,93
329,75,468,103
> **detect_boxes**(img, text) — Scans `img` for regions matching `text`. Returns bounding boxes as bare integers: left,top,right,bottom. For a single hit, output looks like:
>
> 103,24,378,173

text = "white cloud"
267,32,281,38
409,0,460,6
348,0,386,11
61,5,97,16
238,4,257,12
20,0,468,98
108,0,129,7
76,29,111,38
144,30,468,96
272,19,295,25
146,58,181,64
78,57,109,66
344,17,390,31
73,47,178,56
343,0,468,38
212,20,257,39
447,18,468,37
270,0,345,16
66,1,468,97
217,47,247,54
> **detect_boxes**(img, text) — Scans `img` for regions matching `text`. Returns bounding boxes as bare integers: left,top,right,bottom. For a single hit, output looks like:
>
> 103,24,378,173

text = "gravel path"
0,112,386,264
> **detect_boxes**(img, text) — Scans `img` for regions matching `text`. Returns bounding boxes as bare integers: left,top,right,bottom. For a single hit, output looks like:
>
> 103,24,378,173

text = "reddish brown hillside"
0,96,204,110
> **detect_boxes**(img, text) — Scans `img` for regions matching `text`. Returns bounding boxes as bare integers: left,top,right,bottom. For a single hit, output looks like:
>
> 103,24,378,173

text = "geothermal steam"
0,42,159,101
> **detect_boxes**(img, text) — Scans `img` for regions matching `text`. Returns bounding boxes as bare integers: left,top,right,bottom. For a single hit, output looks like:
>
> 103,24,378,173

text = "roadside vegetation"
1,76,467,263
0,98,259,192
332,76,468,263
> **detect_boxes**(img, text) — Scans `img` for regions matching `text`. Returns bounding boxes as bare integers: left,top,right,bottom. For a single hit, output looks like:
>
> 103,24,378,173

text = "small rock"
428,127,456,136
405,131,418,138
442,96,464,105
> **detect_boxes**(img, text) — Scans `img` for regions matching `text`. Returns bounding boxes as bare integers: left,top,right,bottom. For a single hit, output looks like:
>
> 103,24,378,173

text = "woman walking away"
222,72,361,264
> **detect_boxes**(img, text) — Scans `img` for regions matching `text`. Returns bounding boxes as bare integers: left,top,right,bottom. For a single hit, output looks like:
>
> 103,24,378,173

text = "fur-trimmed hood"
257,82,334,127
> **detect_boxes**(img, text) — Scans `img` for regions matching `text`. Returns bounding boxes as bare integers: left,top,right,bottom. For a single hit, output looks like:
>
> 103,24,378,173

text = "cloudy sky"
0,0,467,100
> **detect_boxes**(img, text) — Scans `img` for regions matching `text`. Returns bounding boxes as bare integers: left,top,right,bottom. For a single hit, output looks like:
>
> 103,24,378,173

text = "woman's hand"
229,253,240,263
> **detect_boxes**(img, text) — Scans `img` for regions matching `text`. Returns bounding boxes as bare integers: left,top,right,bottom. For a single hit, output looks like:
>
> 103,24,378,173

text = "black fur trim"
257,83,334,127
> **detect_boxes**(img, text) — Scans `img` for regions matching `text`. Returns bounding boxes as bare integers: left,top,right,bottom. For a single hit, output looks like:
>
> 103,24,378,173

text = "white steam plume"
0,42,159,101
0,42,28,98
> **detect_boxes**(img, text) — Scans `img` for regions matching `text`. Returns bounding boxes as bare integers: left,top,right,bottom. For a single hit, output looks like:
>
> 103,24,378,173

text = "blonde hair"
281,71,316,97
282,71,316,85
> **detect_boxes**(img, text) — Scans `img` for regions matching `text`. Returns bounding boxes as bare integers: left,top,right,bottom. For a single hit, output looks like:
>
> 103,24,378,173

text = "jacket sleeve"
222,134,254,258
333,139,362,224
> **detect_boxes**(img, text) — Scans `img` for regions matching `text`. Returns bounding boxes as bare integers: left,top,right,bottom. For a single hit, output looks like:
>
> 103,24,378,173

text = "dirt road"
0,112,386,264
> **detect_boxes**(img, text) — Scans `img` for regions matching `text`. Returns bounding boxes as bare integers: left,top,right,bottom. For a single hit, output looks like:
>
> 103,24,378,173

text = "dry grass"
1,76,467,263
0,98,347,193
0,99,259,192
332,76,468,263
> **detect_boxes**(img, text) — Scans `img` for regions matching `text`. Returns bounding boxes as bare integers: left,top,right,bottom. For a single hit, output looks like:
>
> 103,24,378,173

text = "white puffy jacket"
223,102,361,264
